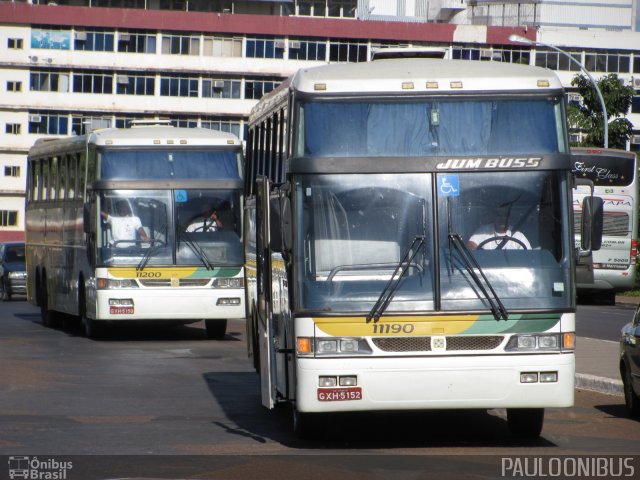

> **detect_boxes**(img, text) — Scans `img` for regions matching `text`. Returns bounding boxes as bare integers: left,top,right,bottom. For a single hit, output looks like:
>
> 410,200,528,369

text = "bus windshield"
296,97,565,157
98,148,242,180
98,188,242,267
294,171,571,313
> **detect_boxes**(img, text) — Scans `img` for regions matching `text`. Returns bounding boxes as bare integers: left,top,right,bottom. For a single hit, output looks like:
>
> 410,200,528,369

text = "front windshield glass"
296,97,565,157
438,171,571,311
98,189,242,267
294,171,572,314
295,174,435,313
98,148,242,180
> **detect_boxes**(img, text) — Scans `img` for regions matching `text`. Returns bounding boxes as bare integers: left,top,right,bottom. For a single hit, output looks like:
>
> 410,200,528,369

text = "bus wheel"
506,408,544,439
79,287,102,339
292,407,320,440
39,278,58,328
205,319,227,339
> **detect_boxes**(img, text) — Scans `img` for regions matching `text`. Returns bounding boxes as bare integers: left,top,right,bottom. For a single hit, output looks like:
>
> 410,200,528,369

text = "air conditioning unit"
117,75,129,84
632,135,640,144
75,31,87,41
29,115,42,123
213,80,225,88
275,40,286,49
289,41,301,49
119,33,131,42
568,93,582,103
634,78,640,89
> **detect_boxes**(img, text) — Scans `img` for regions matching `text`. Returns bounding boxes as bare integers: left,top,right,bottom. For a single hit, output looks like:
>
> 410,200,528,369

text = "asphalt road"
1,299,639,480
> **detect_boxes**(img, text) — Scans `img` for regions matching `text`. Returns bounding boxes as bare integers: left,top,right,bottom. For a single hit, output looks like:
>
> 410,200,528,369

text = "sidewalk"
573,294,637,397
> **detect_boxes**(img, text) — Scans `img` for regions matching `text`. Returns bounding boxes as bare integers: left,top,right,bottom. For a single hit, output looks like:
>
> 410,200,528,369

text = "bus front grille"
372,335,504,352
138,278,211,287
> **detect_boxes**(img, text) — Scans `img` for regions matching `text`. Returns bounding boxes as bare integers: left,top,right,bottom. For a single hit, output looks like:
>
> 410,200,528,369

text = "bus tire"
292,407,319,440
79,286,102,339
39,275,59,328
205,319,227,339
507,408,544,439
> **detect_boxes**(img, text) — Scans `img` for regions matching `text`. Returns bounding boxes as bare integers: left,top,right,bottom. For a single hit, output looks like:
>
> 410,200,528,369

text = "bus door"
256,176,292,409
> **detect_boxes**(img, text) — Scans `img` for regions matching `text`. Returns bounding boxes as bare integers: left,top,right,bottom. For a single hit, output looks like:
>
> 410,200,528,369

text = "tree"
567,73,634,149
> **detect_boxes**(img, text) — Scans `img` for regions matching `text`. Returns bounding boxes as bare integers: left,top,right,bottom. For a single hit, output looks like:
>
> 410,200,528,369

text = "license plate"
317,387,362,402
110,306,134,314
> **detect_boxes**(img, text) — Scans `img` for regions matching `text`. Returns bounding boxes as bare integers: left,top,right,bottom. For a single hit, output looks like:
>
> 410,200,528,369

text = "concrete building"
1,0,639,241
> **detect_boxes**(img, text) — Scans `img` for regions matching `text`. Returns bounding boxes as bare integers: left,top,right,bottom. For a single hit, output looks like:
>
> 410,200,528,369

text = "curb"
575,373,623,397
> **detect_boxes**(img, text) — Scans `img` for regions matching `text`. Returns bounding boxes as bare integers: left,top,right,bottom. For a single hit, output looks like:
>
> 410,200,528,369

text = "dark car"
620,304,640,415
0,242,26,301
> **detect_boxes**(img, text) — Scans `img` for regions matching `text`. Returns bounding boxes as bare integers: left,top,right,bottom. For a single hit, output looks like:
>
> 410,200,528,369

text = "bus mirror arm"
83,203,93,234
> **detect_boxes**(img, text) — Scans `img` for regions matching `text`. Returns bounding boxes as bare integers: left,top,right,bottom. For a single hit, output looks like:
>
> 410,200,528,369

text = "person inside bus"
186,202,224,233
101,199,150,247
467,203,531,250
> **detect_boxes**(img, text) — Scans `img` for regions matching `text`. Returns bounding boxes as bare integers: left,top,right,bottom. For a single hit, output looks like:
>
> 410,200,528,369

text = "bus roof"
29,126,240,157
290,59,563,95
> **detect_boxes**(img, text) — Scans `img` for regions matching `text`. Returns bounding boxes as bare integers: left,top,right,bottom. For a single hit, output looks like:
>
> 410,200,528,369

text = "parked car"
0,241,26,301
620,304,640,416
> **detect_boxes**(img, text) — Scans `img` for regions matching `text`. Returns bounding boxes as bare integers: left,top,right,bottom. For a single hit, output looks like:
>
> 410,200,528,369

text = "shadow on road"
202,371,557,449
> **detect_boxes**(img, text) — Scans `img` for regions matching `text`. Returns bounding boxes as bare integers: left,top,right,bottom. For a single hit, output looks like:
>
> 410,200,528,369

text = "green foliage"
568,73,634,149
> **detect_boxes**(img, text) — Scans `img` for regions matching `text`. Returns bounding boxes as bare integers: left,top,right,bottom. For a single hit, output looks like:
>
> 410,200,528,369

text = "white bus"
26,124,245,338
572,147,638,303
243,59,602,438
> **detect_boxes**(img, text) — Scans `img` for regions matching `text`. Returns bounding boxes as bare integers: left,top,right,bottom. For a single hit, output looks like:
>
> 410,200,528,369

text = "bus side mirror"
269,195,292,254
581,196,603,252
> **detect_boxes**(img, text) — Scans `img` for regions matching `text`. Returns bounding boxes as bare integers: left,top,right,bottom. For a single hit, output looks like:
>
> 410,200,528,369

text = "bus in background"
572,147,638,304
26,124,245,339
244,59,602,439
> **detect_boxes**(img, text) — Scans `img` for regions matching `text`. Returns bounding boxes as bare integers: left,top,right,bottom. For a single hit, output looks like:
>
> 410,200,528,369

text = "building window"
288,39,327,61
7,81,22,92
244,78,281,100
71,115,112,136
584,51,631,73
117,30,157,54
169,117,199,128
30,70,71,92
116,74,155,95
203,36,242,57
28,112,69,135
492,47,530,65
8,38,24,49
5,123,21,135
328,0,356,18
0,211,18,227
4,166,20,177
31,28,72,50
535,50,582,71
246,37,285,59
202,79,241,99
161,34,200,55
632,96,640,114
73,71,113,94
328,40,368,63
74,29,115,52
297,0,326,16
201,117,241,139
160,76,198,97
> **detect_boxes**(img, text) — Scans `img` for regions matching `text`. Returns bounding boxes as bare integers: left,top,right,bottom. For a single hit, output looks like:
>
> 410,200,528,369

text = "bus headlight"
97,278,139,289
505,333,574,352
212,277,244,288
314,337,372,356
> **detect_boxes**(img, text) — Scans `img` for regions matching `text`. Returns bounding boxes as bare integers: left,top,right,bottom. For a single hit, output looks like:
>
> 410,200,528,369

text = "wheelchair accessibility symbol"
438,175,459,197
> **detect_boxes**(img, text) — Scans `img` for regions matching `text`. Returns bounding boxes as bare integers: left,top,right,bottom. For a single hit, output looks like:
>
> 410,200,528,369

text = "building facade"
1,0,639,240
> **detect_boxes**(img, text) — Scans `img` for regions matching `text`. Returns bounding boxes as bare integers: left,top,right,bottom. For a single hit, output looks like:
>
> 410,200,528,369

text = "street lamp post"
508,34,608,149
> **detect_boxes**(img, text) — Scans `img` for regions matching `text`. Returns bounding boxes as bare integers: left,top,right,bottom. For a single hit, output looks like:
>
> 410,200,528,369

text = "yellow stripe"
108,267,198,279
314,315,479,337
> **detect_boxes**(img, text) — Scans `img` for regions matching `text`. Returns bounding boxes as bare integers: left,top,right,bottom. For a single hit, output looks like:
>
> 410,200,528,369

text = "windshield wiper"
179,231,214,270
445,197,507,320
366,235,425,323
